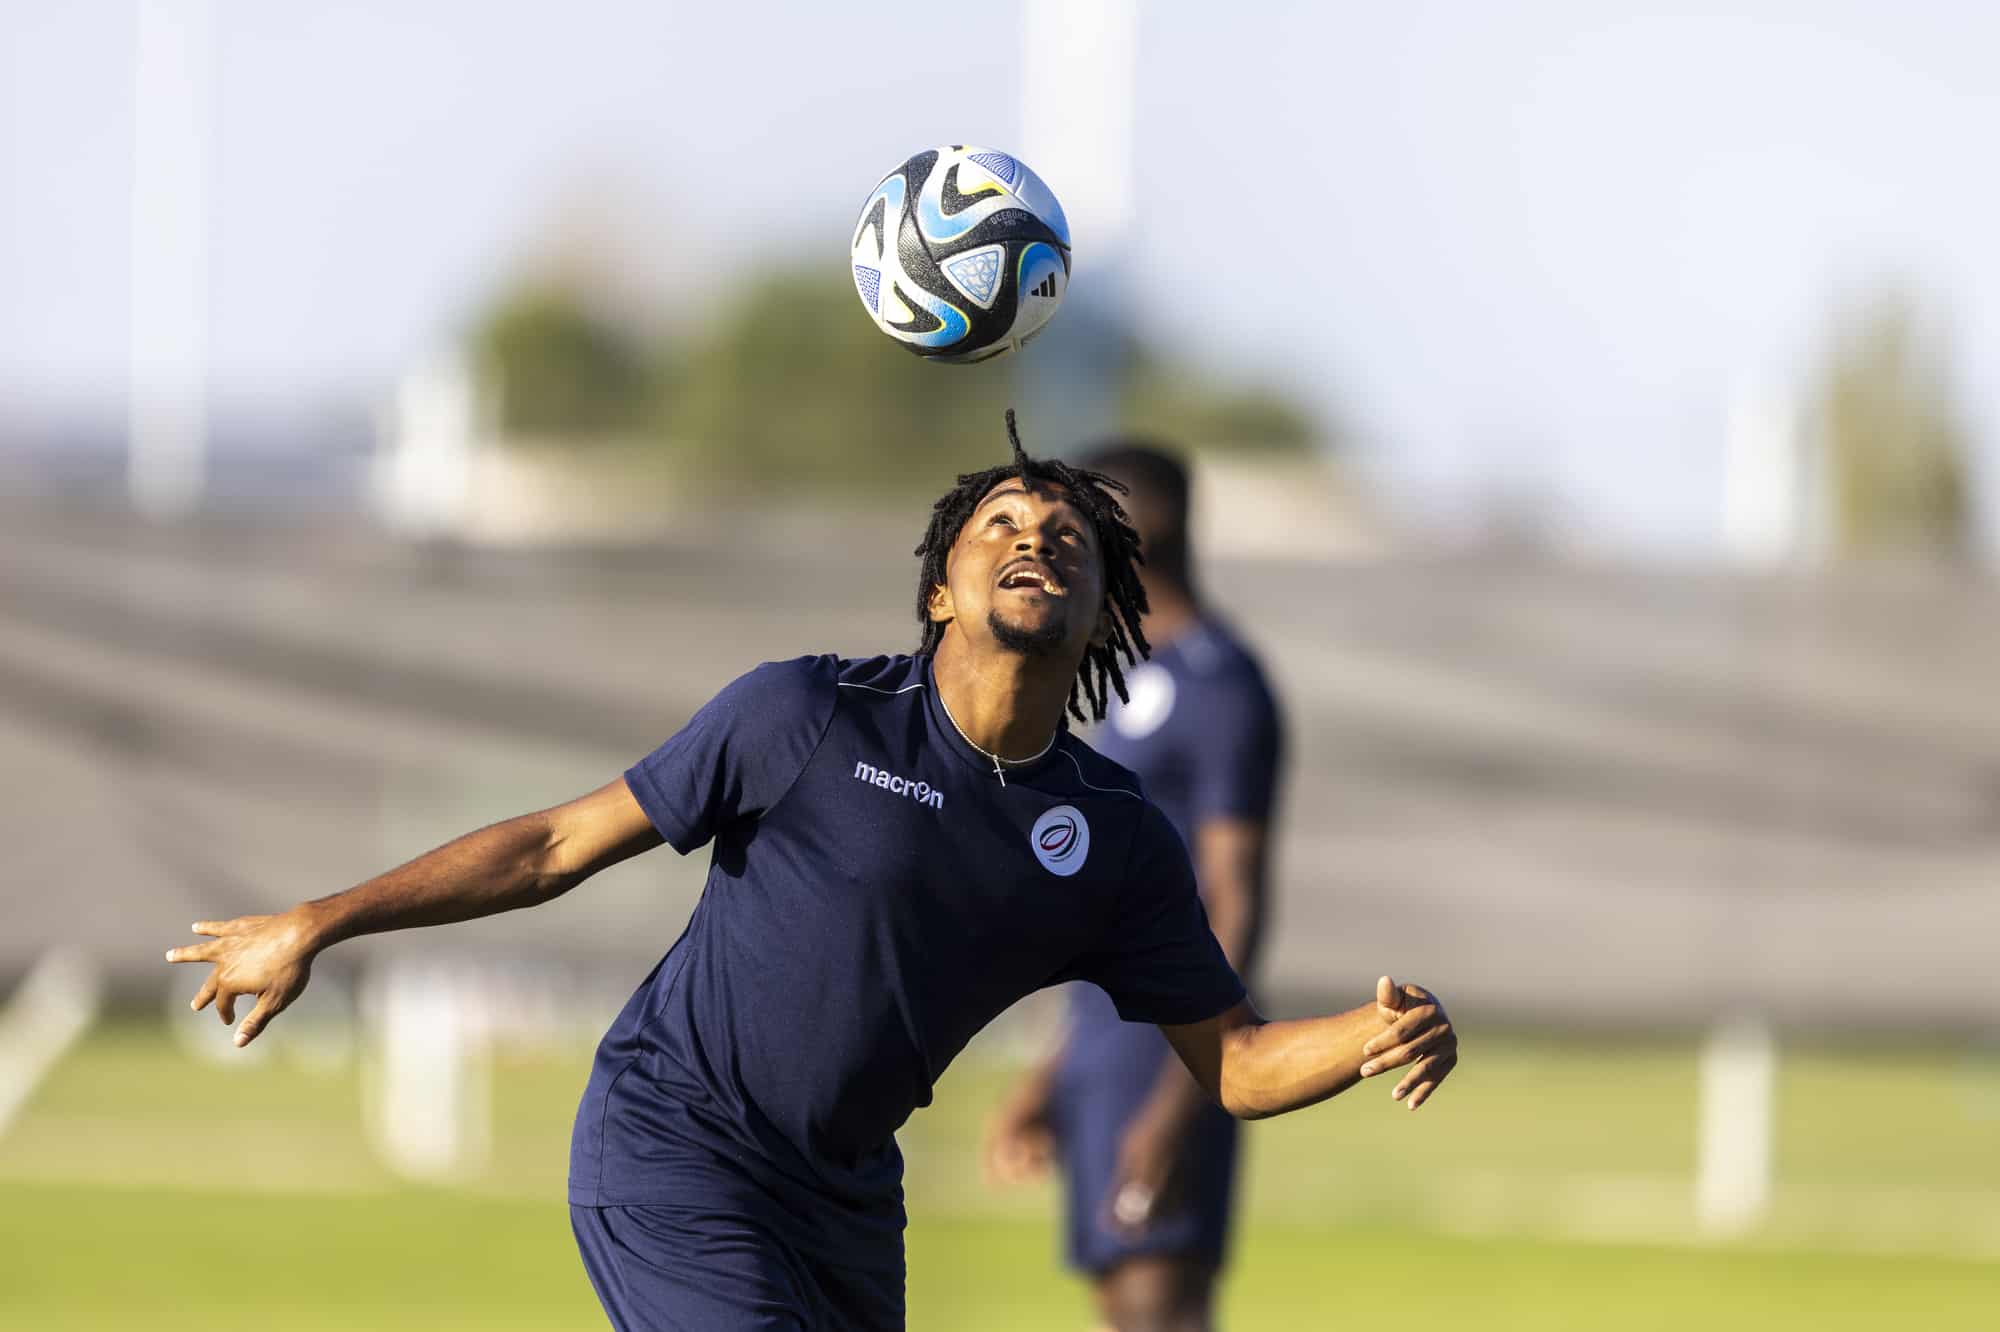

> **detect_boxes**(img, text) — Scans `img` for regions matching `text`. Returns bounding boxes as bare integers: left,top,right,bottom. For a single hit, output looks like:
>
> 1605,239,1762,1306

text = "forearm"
300,811,577,950
1216,1000,1381,1120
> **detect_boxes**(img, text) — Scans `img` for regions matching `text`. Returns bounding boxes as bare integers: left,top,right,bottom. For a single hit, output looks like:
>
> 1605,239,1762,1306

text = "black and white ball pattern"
849,145,1071,364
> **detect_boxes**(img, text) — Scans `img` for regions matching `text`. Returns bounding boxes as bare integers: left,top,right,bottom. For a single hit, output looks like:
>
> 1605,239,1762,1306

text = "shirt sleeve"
622,656,838,854
1188,671,1284,825
1068,802,1247,1026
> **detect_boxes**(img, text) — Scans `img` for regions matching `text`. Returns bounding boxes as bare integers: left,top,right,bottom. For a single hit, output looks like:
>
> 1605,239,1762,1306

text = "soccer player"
984,441,1283,1332
165,416,1458,1332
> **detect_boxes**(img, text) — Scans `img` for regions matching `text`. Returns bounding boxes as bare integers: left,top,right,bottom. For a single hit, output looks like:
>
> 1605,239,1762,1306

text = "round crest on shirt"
1029,804,1090,876
1111,663,1176,740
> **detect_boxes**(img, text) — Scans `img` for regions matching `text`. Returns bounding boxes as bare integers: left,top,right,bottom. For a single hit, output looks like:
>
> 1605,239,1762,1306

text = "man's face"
930,478,1110,660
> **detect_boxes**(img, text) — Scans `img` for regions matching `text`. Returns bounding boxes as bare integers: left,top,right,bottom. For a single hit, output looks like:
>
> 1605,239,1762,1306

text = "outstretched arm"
164,777,662,1047
1162,976,1458,1120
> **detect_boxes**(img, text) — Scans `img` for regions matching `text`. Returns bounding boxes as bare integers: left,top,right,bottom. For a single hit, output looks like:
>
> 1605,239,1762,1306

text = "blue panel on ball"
852,264,881,313
944,248,1001,305
1016,241,1063,296
893,282,971,350
917,186,986,246
968,151,1018,187
853,174,907,256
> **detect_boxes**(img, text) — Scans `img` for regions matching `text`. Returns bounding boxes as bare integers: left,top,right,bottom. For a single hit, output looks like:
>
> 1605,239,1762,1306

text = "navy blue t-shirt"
1069,618,1283,1035
569,653,1244,1227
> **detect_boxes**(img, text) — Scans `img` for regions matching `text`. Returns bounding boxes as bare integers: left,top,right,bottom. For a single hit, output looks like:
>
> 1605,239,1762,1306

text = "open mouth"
996,559,1066,597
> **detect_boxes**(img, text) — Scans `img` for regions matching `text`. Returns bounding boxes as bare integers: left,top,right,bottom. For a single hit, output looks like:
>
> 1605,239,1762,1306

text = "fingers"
167,915,273,962
206,983,292,1046
1391,1052,1443,1101
164,940,220,965
1362,1004,1442,1057
1358,1019,1452,1077
191,916,267,937
983,1132,1016,1183
1361,977,1457,1109
986,1133,1050,1186
1400,1053,1458,1110
190,973,218,1012
234,988,290,1047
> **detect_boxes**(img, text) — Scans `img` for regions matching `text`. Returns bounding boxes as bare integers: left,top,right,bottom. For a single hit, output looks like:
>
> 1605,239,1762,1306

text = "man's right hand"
165,910,320,1048
160,778,667,1051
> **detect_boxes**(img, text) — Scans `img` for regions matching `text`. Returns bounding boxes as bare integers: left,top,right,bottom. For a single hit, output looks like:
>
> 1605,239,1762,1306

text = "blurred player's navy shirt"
1067,617,1283,1038
569,654,1243,1234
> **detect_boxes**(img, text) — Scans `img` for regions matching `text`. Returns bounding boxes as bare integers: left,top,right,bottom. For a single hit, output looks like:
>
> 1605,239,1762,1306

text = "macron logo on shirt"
853,760,945,810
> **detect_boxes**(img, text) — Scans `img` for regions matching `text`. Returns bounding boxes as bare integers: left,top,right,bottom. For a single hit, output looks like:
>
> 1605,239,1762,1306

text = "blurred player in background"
985,443,1284,1332
166,418,1454,1332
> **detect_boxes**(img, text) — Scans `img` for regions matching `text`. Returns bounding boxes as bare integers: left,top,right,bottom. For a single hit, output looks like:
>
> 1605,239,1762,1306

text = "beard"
987,606,1069,657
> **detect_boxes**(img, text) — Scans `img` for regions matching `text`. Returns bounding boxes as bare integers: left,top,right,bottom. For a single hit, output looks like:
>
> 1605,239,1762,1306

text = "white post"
1018,0,1140,442
128,0,216,519
375,351,478,539
1721,378,1804,567
0,950,105,1137
1696,1018,1776,1235
364,960,490,1181
1020,0,1139,260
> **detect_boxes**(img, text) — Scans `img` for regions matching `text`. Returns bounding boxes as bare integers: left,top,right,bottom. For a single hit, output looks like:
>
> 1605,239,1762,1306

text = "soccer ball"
849,145,1071,364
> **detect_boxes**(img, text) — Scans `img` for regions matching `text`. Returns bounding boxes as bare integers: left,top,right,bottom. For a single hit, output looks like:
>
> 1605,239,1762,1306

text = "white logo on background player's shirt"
1111,663,1176,740
1029,804,1090,876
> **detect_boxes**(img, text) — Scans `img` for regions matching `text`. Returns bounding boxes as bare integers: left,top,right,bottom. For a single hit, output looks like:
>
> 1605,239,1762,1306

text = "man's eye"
989,513,1015,528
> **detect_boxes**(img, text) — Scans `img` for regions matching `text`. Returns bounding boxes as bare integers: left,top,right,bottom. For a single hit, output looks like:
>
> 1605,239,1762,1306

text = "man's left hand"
1357,978,1459,1110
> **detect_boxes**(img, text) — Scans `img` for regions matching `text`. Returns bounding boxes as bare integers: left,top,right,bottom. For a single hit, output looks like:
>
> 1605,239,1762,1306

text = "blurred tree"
1814,288,1973,559
1122,355,1317,451
470,263,1322,492
656,269,1017,494
471,279,660,438
659,267,1321,492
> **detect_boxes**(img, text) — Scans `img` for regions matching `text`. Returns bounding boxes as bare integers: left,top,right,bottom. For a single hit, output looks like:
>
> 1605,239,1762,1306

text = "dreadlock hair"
913,409,1151,725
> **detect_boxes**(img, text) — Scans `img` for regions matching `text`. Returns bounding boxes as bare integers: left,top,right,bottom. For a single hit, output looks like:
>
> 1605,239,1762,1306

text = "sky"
4,1,1998,558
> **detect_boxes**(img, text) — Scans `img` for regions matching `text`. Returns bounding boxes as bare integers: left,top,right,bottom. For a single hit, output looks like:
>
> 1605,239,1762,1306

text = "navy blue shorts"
571,1201,903,1331
1051,1017,1240,1275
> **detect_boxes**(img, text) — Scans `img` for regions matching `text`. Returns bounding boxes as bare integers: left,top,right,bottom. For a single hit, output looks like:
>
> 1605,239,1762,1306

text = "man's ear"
1089,605,1114,649
927,581,955,625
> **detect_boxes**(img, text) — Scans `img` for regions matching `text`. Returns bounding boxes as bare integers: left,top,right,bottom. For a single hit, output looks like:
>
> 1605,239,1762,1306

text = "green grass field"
2,1022,1994,1329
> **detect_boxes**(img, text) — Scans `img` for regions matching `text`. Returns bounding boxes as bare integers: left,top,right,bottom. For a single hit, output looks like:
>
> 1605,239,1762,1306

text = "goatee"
987,608,1067,657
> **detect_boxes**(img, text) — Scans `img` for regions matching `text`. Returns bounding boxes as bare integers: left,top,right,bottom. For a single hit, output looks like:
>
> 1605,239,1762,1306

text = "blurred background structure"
2,3,1996,1328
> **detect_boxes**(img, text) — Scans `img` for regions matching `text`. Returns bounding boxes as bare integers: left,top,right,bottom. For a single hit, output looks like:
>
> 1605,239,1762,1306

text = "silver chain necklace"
936,690,1057,787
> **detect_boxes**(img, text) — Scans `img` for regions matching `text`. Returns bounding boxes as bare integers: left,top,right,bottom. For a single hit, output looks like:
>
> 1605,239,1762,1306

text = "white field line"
1241,1169,2000,1262
900,1142,2000,1263
0,950,104,1136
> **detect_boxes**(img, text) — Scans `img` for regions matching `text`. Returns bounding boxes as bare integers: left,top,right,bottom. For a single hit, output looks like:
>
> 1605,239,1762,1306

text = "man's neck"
930,631,1076,761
